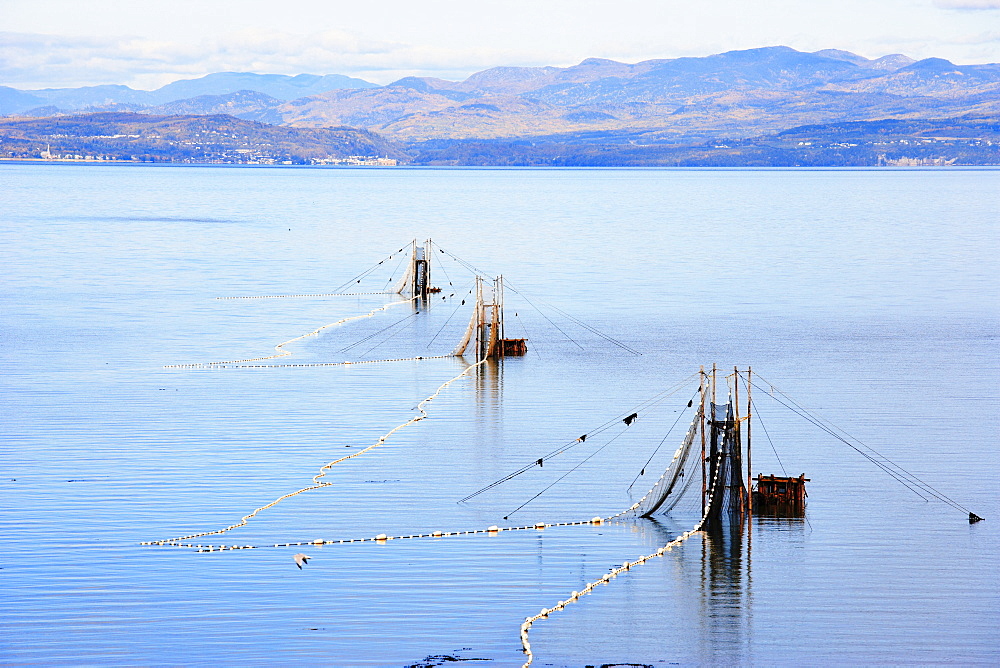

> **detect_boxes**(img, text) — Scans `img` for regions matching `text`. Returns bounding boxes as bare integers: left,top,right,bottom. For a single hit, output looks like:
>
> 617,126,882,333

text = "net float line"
143,516,612,550
165,297,417,368
171,354,454,370
217,292,392,300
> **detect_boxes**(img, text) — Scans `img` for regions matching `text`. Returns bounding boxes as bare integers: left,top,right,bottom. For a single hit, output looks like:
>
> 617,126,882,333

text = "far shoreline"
2,159,999,171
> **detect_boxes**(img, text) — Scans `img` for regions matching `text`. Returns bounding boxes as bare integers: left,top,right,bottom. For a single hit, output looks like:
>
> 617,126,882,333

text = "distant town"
17,146,398,166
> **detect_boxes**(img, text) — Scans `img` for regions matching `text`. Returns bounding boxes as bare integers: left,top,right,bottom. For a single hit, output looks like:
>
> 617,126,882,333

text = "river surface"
2,164,998,666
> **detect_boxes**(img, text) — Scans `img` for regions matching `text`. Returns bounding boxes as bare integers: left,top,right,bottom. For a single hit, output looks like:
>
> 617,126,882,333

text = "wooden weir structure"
634,365,807,528
452,275,527,362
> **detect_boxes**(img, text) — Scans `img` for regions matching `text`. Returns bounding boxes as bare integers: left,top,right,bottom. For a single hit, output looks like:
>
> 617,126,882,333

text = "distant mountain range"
279,47,998,143
2,46,998,166
0,72,376,115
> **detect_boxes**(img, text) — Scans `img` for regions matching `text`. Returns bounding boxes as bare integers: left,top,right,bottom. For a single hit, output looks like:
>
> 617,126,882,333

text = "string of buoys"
518,526,706,667
165,297,417,368
168,354,455,370
519,448,724,666
145,358,488,545
216,292,392,300
143,516,610,551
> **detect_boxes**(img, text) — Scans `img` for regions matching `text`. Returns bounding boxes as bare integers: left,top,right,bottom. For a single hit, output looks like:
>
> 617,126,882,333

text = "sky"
2,0,999,90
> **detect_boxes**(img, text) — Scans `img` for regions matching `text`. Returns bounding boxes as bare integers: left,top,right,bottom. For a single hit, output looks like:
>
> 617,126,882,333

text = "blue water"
2,164,998,666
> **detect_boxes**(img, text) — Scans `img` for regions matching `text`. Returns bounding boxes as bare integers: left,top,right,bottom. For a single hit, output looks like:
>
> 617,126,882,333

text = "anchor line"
503,424,631,520
503,280,642,356
337,312,419,354
332,245,409,294
146,359,488,546
459,372,699,503
427,288,474,349
748,397,787,477
434,245,639,355
382,251,410,292
753,373,976,517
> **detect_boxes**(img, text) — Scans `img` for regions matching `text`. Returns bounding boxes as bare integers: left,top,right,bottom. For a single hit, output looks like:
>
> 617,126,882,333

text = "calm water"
2,164,998,666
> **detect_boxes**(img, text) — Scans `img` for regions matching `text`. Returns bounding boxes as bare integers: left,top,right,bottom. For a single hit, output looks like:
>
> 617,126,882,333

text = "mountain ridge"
2,46,998,165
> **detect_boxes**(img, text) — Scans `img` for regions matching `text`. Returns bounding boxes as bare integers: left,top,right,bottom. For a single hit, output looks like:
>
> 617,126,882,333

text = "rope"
216,292,391,300
165,298,416,368
460,373,699,503
337,312,419,353
145,358,488,546
333,245,409,294
427,289,473,349
510,284,584,350
513,310,541,359
503,426,631,520
627,390,699,494
505,281,642,356
435,244,638,355
753,373,977,517
382,251,410,292
749,397,787,477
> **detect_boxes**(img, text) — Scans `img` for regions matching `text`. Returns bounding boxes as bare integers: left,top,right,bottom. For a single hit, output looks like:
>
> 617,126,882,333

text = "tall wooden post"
746,366,753,522
733,365,742,514
700,365,706,515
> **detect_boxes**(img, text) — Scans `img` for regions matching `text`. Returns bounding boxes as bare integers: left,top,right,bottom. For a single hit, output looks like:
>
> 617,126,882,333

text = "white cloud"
934,0,1000,8
0,29,529,89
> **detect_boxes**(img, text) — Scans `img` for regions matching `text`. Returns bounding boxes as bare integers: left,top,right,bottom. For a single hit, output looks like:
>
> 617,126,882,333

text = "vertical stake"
700,365,706,515
747,366,753,524
734,365,742,515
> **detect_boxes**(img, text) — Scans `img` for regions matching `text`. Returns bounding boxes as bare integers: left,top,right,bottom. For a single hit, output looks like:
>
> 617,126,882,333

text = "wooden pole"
700,365,706,515
734,365,742,514
747,366,753,521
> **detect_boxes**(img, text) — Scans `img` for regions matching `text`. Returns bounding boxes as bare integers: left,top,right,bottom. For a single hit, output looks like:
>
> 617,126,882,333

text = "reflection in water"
474,357,504,417
700,519,751,663
642,513,806,663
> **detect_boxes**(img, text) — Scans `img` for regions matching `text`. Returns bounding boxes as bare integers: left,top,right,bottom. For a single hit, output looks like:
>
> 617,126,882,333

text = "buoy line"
145,358,488,546
145,516,613,551
171,354,455,370
217,292,392,300
165,297,417,368
518,525,706,667
518,448,724,667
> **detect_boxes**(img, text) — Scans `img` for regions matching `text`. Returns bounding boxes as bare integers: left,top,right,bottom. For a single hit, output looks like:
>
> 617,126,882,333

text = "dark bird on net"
623,413,638,426
293,553,310,569
687,399,693,407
